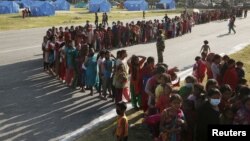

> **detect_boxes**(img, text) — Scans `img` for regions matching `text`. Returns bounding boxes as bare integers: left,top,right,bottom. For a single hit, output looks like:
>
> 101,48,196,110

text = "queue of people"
41,10,249,141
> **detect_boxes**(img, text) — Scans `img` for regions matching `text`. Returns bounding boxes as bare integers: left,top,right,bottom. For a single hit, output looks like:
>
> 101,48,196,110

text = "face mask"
186,83,193,88
210,98,221,106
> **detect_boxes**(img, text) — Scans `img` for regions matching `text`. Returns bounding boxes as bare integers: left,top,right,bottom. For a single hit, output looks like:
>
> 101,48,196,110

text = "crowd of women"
41,9,244,53
41,9,249,141
142,45,249,141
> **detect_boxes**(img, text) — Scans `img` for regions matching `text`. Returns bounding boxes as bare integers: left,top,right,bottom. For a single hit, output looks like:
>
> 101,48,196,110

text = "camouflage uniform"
156,34,165,63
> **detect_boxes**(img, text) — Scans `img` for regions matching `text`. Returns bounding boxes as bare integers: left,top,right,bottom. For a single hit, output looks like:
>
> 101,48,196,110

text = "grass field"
76,109,152,141
0,7,184,31
77,45,250,141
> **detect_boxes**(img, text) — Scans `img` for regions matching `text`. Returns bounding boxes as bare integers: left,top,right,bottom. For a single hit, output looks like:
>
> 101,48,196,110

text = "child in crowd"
114,101,128,141
235,61,245,80
159,94,186,141
200,40,210,55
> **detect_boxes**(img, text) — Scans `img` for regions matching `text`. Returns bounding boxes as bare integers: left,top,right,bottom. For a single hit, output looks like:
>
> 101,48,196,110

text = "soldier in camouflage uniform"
156,30,165,63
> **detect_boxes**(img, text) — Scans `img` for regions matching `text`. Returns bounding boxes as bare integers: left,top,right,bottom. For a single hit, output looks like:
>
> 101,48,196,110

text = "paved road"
0,15,250,141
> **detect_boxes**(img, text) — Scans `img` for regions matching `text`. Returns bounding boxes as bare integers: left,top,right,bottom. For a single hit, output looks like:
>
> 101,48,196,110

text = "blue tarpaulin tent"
0,1,19,14
158,0,176,9
89,0,111,13
53,0,70,11
30,1,55,16
124,0,148,11
19,0,33,8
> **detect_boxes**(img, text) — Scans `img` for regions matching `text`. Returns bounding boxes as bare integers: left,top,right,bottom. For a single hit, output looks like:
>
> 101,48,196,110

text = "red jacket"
223,67,239,91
